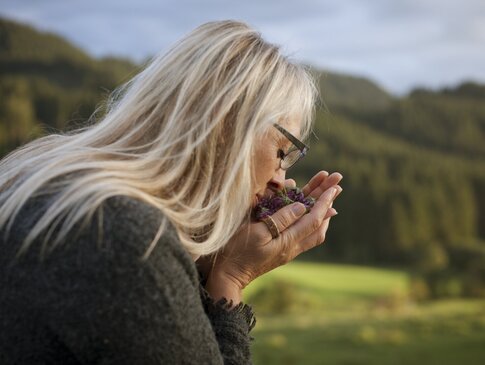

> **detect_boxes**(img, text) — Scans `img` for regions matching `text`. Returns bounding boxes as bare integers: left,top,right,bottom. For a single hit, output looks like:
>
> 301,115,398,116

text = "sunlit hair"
0,20,318,260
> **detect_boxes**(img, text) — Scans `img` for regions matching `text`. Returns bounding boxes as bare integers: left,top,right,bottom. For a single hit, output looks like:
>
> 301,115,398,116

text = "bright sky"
2,0,485,95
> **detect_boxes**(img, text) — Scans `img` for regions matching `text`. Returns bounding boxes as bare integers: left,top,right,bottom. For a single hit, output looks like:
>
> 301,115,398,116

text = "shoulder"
100,194,180,250
82,194,198,279
1,197,224,364
98,195,197,278
5,193,199,288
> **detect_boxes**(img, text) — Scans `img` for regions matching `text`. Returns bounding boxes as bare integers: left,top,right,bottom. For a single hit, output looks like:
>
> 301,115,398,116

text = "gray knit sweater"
0,192,256,364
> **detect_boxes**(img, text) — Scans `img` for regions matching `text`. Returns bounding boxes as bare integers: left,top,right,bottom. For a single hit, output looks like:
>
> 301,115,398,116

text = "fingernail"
292,203,306,216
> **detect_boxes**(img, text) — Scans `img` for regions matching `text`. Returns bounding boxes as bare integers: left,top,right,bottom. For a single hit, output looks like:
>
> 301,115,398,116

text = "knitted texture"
0,191,256,364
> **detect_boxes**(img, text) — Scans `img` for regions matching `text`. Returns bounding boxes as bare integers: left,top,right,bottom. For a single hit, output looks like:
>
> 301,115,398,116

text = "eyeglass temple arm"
273,123,309,151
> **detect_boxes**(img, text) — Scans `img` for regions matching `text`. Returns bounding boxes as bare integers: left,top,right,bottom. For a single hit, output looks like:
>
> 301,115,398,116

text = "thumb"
270,202,307,233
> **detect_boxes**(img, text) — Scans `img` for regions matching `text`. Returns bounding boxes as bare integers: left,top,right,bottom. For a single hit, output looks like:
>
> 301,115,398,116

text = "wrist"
205,271,243,307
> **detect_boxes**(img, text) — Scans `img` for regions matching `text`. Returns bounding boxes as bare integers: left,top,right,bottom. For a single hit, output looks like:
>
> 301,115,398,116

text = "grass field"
242,262,485,365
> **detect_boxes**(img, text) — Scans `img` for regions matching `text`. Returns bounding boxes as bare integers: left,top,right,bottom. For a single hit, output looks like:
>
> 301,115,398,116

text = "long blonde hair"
0,20,317,260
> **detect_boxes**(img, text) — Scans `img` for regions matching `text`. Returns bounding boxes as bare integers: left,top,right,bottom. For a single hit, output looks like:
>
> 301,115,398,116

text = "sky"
1,0,485,95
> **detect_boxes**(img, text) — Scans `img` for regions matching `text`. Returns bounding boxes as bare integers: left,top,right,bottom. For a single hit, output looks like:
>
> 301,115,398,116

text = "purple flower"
253,187,316,221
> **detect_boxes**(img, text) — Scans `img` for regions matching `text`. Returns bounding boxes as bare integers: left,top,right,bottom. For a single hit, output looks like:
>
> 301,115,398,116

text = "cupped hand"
206,171,343,292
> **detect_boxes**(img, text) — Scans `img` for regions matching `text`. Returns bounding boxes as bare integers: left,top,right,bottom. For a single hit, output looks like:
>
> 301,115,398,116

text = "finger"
285,211,334,262
266,201,307,237
306,173,343,200
277,199,335,262
317,202,337,220
282,186,339,244
259,195,336,244
301,171,328,197
303,171,340,198
326,207,338,218
284,178,297,189
297,214,334,252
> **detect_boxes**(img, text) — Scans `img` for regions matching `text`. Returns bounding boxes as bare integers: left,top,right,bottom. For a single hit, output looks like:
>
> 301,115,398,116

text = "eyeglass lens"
281,148,303,169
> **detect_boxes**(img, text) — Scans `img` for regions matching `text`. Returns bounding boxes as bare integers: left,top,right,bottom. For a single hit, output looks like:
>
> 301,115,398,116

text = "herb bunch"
253,187,315,221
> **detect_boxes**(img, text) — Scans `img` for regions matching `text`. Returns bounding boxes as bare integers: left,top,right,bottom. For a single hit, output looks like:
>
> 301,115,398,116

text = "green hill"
0,17,92,64
1,17,485,298
340,87,485,162
0,16,137,89
308,66,394,111
0,17,140,154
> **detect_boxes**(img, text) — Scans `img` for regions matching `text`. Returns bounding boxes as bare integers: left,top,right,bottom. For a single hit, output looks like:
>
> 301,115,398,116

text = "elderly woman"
0,20,342,364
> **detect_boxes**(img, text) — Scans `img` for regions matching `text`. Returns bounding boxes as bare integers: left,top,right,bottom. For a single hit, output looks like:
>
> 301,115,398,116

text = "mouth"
255,189,277,205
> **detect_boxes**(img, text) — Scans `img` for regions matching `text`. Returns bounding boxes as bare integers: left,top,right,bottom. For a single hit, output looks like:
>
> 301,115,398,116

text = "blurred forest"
1,17,484,299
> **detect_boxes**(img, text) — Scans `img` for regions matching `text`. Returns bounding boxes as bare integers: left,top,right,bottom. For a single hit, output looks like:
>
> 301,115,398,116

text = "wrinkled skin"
196,118,343,299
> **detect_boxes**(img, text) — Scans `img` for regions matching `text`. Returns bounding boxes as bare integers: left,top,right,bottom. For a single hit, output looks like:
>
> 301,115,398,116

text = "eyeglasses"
273,123,309,170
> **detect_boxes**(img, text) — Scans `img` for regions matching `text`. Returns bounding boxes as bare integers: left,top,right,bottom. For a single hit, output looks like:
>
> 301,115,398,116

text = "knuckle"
278,250,287,261
277,214,292,229
287,246,298,262
278,249,291,264
317,231,326,244
311,217,321,232
283,229,295,244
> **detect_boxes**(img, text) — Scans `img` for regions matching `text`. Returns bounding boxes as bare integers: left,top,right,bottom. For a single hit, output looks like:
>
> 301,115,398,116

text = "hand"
284,172,341,217
205,171,343,299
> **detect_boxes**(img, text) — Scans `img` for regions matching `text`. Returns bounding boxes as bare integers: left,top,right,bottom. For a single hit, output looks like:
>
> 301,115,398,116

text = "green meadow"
243,262,485,365
2,17,485,364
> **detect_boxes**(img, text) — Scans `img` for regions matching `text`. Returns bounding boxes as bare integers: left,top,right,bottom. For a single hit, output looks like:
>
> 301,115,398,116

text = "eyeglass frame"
273,123,310,170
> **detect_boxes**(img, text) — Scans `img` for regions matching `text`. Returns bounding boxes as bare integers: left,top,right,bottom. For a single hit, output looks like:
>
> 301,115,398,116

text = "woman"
0,20,343,364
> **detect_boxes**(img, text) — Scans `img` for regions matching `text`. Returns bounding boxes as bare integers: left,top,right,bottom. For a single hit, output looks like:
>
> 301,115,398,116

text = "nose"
267,168,286,192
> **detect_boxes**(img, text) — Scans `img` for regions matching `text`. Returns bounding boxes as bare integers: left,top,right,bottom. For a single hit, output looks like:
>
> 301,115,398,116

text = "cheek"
251,160,276,209
254,155,276,187
251,137,279,192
